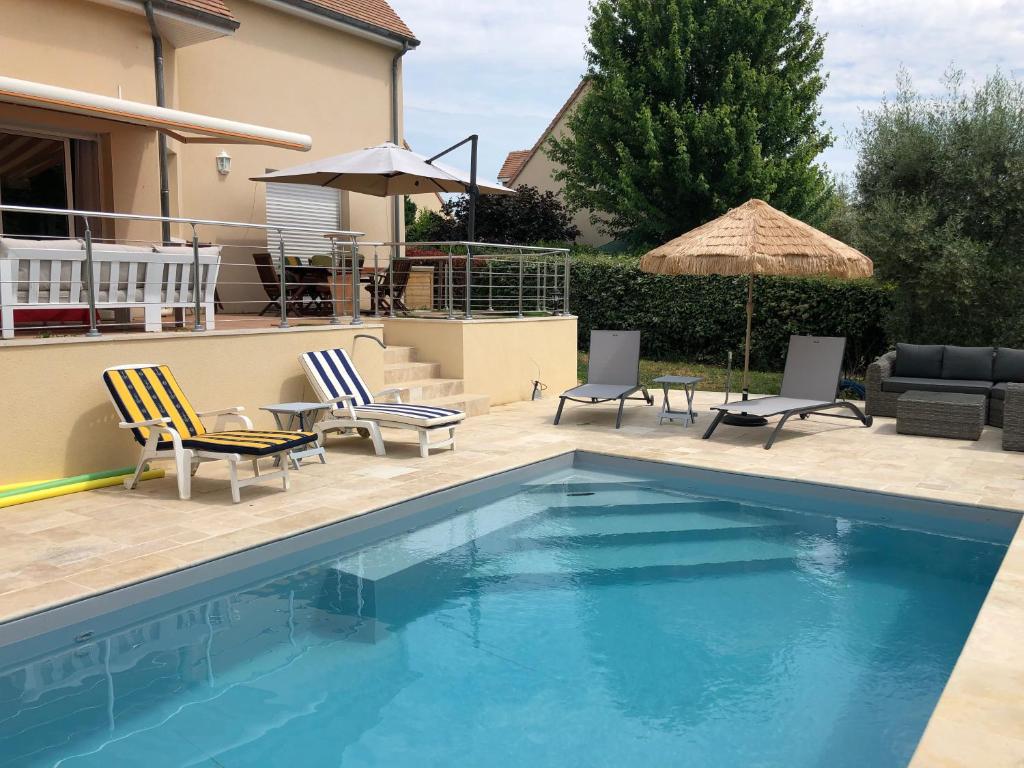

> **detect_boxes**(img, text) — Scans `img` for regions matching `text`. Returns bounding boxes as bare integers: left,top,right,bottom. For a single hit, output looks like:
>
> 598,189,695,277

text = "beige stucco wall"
512,85,609,248
0,325,384,482
381,316,578,405
0,0,159,100
0,0,404,308
0,0,168,243
172,0,400,312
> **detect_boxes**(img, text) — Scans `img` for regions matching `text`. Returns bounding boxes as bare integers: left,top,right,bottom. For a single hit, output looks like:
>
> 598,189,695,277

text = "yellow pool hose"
0,469,165,509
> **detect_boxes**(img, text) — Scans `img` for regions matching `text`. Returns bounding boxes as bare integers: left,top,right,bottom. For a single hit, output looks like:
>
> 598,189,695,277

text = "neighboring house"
0,0,418,310
499,79,609,248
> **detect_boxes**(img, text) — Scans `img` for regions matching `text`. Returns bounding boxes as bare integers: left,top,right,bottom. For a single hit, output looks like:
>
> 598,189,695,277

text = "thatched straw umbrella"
639,199,872,399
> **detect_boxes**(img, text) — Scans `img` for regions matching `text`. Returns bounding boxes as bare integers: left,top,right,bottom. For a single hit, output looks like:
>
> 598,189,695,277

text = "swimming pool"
0,453,1016,767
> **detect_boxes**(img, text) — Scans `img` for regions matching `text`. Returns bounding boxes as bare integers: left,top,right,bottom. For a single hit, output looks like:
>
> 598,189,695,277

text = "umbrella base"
722,413,769,427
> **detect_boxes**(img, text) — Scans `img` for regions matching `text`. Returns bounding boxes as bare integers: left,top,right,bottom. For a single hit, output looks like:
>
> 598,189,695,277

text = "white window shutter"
265,182,341,261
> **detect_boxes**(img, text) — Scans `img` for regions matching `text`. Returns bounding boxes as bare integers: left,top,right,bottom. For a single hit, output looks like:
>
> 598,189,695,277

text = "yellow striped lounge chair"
103,364,317,503
300,347,464,458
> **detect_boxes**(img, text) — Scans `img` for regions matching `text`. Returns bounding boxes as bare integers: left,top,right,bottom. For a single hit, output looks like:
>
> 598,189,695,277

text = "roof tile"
165,0,236,22
166,1,416,41
290,0,416,40
498,150,530,181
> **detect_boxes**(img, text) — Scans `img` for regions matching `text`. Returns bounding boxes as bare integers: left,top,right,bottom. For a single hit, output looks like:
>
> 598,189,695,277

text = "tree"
853,70,1024,346
405,185,580,245
403,196,417,231
548,0,834,247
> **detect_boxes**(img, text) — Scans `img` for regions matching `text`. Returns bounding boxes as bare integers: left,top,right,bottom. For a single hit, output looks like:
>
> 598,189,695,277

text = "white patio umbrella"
251,140,510,244
251,141,509,197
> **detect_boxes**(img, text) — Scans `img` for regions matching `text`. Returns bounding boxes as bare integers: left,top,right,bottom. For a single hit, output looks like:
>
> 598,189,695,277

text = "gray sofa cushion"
994,347,1024,383
941,345,995,381
881,377,994,396
991,382,1008,401
893,343,944,378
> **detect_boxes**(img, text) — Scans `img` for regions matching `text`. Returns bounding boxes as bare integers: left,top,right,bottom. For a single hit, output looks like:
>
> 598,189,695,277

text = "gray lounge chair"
702,335,873,449
554,330,654,428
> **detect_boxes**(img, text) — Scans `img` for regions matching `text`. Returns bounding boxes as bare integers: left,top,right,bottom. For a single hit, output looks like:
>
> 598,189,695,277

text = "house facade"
0,0,419,307
499,79,610,248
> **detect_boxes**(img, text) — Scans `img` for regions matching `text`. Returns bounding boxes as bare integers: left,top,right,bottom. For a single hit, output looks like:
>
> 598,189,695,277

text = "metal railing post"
540,259,548,313
350,236,362,325
389,244,397,319
464,242,473,319
517,252,524,318
446,247,455,320
373,245,380,318
487,258,494,312
563,251,570,315
190,223,205,331
81,216,100,337
277,230,289,329
329,236,341,325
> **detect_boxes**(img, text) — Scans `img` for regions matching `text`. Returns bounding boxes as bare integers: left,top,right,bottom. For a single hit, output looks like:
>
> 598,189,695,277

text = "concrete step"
384,345,416,364
384,361,441,385
476,534,800,577
424,392,491,417
391,378,464,401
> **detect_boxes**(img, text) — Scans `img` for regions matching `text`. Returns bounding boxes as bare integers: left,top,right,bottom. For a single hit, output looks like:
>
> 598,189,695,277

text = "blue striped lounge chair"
300,347,464,458
103,364,318,503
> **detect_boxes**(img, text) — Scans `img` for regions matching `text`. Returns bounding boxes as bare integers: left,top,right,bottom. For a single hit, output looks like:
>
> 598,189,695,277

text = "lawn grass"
577,352,784,395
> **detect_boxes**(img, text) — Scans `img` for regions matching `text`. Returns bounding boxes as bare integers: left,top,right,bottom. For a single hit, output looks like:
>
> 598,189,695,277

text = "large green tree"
549,0,834,246
854,71,1024,346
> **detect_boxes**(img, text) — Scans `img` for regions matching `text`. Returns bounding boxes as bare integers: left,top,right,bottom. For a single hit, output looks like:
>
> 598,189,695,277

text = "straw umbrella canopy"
639,198,873,397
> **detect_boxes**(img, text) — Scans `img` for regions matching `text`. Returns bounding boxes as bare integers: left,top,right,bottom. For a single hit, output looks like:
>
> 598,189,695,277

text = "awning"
0,76,312,151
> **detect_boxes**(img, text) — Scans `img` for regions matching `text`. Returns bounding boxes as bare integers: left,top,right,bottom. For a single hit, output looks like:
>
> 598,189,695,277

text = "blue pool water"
0,464,1011,767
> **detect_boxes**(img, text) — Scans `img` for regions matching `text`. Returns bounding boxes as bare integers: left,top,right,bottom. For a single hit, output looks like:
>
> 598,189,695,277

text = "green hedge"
568,253,894,373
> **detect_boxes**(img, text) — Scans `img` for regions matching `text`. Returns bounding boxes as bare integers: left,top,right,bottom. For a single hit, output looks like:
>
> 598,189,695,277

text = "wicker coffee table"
896,390,986,440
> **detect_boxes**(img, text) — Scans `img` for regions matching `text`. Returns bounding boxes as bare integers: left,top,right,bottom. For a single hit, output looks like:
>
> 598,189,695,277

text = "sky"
396,0,1024,185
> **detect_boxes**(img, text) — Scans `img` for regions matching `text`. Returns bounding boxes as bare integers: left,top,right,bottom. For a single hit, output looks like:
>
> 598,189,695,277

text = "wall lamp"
216,150,232,176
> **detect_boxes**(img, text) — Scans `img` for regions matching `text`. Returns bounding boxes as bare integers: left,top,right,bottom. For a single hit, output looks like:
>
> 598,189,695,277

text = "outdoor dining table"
285,264,383,316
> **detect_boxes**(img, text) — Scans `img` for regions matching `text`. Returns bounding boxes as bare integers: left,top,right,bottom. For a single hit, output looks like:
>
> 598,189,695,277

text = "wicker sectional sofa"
866,343,1024,429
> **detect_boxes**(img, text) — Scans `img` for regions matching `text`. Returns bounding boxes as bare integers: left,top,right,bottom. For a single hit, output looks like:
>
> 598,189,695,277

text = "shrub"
569,252,894,373
406,185,580,246
853,70,1024,347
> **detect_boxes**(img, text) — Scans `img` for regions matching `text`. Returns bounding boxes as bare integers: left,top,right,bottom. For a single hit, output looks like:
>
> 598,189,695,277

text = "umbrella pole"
743,274,753,400
721,273,766,427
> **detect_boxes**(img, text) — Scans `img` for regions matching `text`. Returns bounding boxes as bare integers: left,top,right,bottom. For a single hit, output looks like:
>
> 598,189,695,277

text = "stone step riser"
394,379,464,401
384,346,415,364
384,362,441,384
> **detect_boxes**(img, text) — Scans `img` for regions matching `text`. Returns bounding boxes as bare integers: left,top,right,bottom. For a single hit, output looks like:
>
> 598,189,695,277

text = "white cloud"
395,0,1024,180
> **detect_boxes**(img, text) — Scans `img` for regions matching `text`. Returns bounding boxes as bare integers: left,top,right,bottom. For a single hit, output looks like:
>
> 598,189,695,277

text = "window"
265,179,342,263
0,129,102,238
0,130,72,236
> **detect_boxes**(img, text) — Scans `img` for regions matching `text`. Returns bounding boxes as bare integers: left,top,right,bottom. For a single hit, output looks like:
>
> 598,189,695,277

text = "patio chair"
103,364,318,502
253,252,285,316
553,330,654,429
365,257,412,315
702,335,873,450
300,347,464,458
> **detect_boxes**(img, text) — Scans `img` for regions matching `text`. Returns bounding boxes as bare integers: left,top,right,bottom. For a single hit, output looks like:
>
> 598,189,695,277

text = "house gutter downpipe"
143,0,172,245
391,42,409,250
